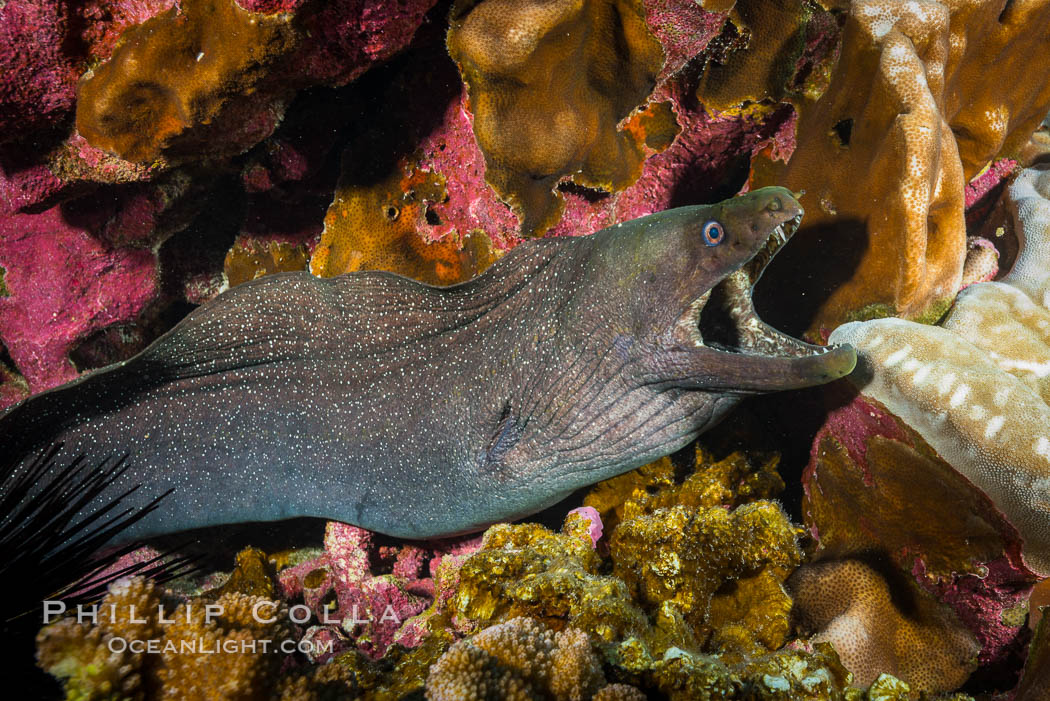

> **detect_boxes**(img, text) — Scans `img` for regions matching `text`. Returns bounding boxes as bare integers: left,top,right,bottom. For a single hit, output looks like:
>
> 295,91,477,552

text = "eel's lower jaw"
671,213,857,391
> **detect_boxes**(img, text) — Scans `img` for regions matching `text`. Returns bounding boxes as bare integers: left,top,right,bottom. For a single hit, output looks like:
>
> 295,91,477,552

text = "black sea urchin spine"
0,446,194,696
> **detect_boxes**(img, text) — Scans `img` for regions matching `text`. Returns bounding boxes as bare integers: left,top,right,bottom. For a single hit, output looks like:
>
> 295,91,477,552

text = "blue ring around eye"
702,220,724,246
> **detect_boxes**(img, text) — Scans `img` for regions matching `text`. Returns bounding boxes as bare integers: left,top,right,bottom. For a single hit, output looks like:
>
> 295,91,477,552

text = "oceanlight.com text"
105,636,333,656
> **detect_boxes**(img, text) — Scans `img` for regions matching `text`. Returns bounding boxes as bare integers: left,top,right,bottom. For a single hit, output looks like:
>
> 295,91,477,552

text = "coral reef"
1000,164,1050,304
752,0,1050,338
225,236,311,289
694,0,838,110
12,0,1050,697
0,206,158,392
801,164,1050,689
450,514,653,643
443,492,910,700
787,558,978,691
755,0,966,336
0,0,806,399
828,168,1050,576
446,0,664,235
0,0,173,142
0,0,438,404
0,2,79,140
425,617,642,701
831,314,1050,575
37,576,296,701
35,458,976,700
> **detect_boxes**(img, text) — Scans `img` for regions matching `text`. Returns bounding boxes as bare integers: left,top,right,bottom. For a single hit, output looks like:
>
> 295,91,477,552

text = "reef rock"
0,206,158,393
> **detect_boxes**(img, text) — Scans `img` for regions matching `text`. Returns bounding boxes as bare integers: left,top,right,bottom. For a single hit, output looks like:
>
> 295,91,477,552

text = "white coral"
830,163,1050,575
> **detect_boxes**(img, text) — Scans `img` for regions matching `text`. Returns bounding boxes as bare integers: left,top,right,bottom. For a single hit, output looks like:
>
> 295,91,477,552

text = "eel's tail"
0,445,196,696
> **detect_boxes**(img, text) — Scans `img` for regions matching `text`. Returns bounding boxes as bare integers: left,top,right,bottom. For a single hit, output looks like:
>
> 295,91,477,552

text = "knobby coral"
753,0,1050,338
425,617,644,701
788,558,978,691
828,165,1050,576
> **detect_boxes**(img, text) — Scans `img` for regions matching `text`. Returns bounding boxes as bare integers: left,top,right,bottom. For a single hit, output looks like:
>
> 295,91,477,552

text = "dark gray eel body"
0,187,855,542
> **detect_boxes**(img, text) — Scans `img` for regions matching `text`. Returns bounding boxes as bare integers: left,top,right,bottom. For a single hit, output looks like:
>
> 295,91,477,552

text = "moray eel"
1,187,854,542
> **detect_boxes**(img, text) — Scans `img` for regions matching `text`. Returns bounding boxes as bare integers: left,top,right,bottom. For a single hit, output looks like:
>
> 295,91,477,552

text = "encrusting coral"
752,0,1050,338
787,558,978,691
584,445,785,534
75,0,299,165
753,0,965,336
450,512,655,645
609,501,801,656
0,0,437,401
311,153,500,284
801,387,1037,680
446,0,665,235
74,0,441,168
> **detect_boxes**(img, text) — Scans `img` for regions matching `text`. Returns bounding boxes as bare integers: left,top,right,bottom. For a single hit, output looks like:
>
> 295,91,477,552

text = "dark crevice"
998,0,1015,23
831,117,853,147
557,180,611,203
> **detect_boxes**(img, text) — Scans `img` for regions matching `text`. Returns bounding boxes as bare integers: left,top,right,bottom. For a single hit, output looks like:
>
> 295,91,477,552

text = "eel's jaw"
673,212,857,392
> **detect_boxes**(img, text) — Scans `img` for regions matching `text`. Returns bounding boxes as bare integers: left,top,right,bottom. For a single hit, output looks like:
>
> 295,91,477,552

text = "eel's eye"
702,220,725,246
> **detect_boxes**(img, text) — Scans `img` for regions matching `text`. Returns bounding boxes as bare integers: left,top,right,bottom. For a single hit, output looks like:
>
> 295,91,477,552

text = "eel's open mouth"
678,212,841,359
